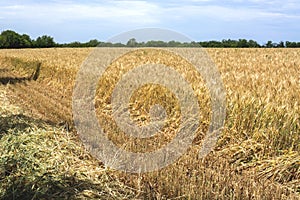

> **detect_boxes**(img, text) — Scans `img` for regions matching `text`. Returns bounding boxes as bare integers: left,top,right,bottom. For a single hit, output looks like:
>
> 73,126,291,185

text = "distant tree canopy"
1,30,300,48
0,30,32,48
34,35,56,48
0,30,56,48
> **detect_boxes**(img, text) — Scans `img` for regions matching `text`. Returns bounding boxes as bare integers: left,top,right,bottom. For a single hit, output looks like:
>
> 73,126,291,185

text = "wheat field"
0,48,299,199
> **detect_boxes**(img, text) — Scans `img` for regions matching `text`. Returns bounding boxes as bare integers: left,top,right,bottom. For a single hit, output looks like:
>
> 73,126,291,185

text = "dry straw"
0,48,299,199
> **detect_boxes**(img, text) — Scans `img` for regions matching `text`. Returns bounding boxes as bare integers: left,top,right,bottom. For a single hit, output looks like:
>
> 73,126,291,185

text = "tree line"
1,30,300,48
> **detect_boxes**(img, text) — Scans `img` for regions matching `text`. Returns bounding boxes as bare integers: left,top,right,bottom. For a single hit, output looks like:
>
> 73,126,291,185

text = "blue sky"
0,0,299,44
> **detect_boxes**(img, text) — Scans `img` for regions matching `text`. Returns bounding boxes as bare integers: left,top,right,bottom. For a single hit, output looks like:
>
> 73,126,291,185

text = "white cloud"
160,4,300,23
1,0,299,25
0,1,162,25
0,0,299,42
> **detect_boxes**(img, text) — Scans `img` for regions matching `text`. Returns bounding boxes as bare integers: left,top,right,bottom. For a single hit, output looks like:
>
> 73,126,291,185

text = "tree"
126,38,137,47
285,41,300,48
34,35,56,48
0,30,33,48
168,40,182,47
276,41,285,48
86,39,100,47
0,30,23,48
145,40,167,47
237,39,249,48
248,40,260,48
2,29,300,49
222,39,237,48
265,41,274,48
20,34,32,48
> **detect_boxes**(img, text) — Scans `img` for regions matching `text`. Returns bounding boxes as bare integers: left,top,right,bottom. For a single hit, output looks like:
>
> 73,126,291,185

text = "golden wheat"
0,48,299,199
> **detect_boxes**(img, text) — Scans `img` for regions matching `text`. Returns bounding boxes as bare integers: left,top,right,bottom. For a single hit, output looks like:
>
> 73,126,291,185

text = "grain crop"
0,48,299,199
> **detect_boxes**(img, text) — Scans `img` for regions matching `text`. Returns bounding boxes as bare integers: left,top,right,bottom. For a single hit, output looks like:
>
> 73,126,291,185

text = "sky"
0,0,299,44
